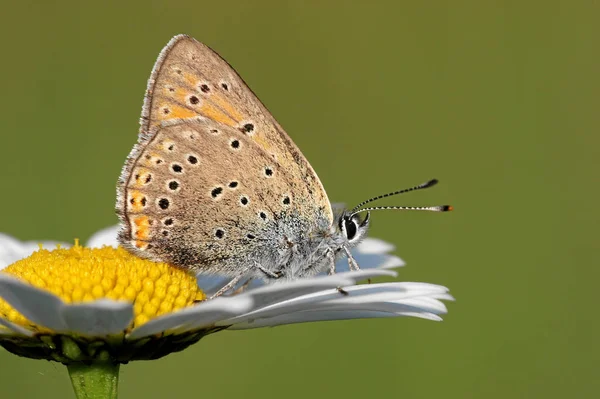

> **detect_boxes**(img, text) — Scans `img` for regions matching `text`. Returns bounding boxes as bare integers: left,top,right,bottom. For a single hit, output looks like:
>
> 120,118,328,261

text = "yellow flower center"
0,243,205,331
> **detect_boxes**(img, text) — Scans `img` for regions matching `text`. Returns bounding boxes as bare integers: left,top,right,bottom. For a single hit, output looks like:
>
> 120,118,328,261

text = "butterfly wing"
117,35,333,274
140,35,331,218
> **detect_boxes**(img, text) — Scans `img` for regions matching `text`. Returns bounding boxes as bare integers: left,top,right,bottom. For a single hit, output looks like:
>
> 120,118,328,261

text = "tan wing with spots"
140,34,332,221
118,119,316,274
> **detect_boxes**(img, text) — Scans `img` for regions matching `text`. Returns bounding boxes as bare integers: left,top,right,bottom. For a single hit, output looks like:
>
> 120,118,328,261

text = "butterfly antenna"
350,179,441,213
351,205,453,216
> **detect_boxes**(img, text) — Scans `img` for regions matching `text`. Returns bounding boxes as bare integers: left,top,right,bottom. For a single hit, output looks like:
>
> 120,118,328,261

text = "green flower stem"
67,362,120,399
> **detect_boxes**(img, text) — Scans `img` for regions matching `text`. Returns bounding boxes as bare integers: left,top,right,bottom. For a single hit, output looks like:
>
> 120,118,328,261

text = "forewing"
140,35,332,221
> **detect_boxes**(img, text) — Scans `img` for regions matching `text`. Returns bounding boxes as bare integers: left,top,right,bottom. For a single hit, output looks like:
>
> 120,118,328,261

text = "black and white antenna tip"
420,179,439,189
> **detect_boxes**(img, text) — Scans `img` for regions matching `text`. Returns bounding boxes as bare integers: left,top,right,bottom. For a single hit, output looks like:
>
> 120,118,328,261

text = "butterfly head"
337,211,370,246
336,178,452,247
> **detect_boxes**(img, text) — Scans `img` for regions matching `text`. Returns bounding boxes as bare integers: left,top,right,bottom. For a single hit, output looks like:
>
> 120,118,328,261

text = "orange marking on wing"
134,240,148,250
157,104,197,122
182,72,198,87
199,103,236,126
251,132,274,153
164,86,188,99
160,140,175,152
133,169,150,188
141,153,163,167
133,216,150,240
174,89,193,104
129,191,145,212
211,93,244,122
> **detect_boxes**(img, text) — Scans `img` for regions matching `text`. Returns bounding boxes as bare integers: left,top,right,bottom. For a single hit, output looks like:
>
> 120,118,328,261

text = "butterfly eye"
344,218,358,240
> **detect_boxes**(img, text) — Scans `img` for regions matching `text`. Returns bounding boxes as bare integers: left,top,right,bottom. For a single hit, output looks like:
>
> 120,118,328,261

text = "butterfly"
116,35,451,297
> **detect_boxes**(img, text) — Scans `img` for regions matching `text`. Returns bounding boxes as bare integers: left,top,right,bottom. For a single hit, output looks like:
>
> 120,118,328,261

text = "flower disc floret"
0,244,205,330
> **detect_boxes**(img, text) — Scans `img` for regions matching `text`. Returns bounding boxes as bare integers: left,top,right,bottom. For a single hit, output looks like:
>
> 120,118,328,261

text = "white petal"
229,310,400,329
432,293,455,301
128,295,252,339
333,269,398,284
397,312,444,321
326,283,453,314
0,275,68,331
0,234,26,269
341,282,451,297
195,274,266,296
218,270,397,325
372,254,405,269
333,252,404,272
223,281,452,328
303,294,449,315
238,274,355,310
61,300,133,336
0,233,69,270
199,262,400,295
355,238,396,254
0,317,34,336
172,296,255,332
86,225,120,248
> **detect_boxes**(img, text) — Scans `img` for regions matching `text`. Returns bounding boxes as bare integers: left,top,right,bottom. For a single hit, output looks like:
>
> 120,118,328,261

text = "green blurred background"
1,1,598,398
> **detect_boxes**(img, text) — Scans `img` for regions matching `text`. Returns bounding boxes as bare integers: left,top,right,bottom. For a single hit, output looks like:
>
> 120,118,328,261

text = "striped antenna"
350,179,441,213
351,205,452,216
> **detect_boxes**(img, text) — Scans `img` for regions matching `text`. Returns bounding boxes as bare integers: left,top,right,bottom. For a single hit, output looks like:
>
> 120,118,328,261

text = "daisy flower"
0,226,453,399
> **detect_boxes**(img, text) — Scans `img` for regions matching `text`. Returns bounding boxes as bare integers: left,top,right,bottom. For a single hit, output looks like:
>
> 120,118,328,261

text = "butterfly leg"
327,249,349,295
232,278,254,295
342,246,360,271
326,249,336,276
341,248,370,282
209,264,277,300
209,268,251,300
255,263,284,279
